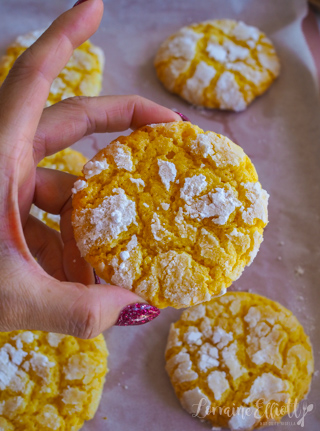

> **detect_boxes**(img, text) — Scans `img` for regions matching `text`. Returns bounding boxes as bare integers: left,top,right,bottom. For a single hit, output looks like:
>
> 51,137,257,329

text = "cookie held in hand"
72,121,269,308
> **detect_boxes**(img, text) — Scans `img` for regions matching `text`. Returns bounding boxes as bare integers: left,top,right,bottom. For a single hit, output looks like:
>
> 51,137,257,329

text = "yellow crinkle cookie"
165,292,314,430
72,121,269,309
0,330,108,431
31,148,88,231
154,20,280,111
0,29,104,106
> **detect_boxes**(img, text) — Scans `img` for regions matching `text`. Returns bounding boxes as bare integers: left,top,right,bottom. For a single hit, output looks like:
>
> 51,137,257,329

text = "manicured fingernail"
73,0,89,7
115,303,160,326
93,269,101,284
172,110,190,122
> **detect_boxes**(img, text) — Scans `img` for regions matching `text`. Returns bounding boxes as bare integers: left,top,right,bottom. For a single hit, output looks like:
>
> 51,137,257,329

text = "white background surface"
0,1,319,430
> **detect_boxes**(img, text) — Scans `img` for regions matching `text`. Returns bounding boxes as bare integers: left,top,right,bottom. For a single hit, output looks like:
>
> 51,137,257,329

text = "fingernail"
172,110,190,122
73,0,89,7
93,269,101,284
115,303,160,326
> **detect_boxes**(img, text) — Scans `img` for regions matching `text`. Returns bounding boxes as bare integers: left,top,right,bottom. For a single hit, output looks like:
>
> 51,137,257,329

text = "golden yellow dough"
165,292,314,430
0,29,104,106
31,148,88,231
0,331,108,431
154,19,280,111
72,121,269,309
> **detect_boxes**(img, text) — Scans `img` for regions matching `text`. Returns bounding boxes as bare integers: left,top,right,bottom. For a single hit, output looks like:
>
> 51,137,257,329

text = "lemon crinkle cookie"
0,29,104,106
154,19,280,111
165,292,314,430
72,121,269,309
0,330,108,431
30,148,88,231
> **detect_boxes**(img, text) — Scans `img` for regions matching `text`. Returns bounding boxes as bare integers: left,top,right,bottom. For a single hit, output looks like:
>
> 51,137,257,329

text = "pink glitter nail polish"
73,0,89,7
172,110,191,122
115,303,160,326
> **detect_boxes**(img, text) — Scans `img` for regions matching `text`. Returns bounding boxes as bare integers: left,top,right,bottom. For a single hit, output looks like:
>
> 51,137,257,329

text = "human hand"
0,0,180,337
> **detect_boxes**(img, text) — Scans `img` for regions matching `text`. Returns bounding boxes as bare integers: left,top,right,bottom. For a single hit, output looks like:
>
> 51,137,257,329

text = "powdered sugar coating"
110,235,142,288
47,333,65,348
151,213,171,241
208,370,229,400
74,189,136,256
130,177,145,188
241,182,269,225
83,159,109,179
180,387,210,416
243,373,290,404
229,407,261,431
160,202,170,211
190,132,245,167
184,187,241,225
154,28,203,90
180,174,207,203
232,21,260,43
106,142,133,171
207,39,249,63
158,159,177,190
181,61,216,105
214,71,246,112
72,179,87,194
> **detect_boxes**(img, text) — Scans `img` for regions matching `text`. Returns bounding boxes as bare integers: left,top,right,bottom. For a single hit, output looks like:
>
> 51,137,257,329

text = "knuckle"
129,94,144,105
62,95,88,105
12,48,46,83
59,96,92,111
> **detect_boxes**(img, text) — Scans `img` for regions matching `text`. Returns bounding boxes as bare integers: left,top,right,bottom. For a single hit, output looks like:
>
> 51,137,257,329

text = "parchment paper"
0,1,319,430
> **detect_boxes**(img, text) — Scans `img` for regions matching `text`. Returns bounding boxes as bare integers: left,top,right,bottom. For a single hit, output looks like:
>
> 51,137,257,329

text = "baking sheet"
0,0,320,430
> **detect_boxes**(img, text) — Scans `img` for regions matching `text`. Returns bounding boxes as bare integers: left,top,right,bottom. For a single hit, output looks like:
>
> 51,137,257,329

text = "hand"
0,0,180,337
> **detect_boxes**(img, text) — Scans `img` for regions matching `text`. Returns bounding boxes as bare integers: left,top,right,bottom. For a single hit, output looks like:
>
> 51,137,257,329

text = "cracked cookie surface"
154,19,280,111
0,331,108,431
72,121,268,309
165,292,314,430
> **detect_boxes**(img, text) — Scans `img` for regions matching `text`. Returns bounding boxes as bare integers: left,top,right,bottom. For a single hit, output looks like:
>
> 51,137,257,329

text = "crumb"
295,266,305,276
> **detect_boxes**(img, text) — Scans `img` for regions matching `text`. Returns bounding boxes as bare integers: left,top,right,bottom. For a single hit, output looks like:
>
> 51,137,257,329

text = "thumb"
4,265,160,337
40,280,161,337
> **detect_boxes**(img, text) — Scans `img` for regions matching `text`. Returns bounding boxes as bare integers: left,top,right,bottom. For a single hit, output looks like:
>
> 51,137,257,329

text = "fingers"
34,95,181,161
31,168,94,284
23,215,67,281
34,167,76,215
0,0,103,147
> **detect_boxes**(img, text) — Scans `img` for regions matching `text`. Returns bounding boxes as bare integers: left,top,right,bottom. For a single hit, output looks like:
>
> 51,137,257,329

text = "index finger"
0,0,103,146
